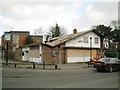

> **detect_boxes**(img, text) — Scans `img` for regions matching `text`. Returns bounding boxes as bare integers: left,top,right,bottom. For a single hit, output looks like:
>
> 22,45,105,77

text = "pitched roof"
46,30,97,47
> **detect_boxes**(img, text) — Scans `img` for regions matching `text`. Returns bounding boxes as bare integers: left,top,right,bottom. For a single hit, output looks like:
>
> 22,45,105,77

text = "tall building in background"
1,31,43,51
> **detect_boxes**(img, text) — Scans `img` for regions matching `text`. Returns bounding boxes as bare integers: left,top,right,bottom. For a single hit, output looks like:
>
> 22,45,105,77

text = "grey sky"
0,0,119,45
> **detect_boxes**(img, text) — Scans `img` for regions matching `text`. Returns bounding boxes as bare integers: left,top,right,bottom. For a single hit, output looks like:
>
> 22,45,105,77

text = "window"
83,36,88,43
22,52,24,56
58,45,60,48
110,58,116,63
52,50,57,57
94,37,99,44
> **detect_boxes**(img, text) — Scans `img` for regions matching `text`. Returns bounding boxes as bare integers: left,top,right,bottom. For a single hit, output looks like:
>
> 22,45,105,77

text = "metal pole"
43,62,45,69
54,57,57,69
33,62,35,69
89,37,92,67
55,65,57,69
6,41,8,66
90,37,92,61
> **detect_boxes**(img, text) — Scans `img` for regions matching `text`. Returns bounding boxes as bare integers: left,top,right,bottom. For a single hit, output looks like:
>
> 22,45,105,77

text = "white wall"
22,47,30,61
29,49,42,63
22,45,42,63
68,57,90,63
66,32,101,48
30,57,42,63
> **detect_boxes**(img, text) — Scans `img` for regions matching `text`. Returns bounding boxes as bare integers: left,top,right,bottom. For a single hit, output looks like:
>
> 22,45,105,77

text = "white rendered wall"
66,32,101,48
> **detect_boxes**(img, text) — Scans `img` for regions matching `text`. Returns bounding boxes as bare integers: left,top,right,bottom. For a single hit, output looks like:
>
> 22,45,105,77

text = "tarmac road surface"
2,64,119,88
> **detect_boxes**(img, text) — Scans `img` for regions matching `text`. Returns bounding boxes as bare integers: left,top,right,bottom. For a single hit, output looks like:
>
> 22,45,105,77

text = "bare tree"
111,20,120,29
110,20,120,42
111,20,117,29
34,27,43,35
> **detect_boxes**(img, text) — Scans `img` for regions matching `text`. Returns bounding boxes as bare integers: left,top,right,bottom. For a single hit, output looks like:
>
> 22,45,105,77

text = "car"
93,58,120,72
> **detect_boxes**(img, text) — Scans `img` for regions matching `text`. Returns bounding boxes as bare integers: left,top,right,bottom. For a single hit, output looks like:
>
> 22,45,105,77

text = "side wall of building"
15,48,22,60
42,44,66,64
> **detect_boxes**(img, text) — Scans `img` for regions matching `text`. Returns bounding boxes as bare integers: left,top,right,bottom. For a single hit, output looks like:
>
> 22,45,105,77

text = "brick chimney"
73,29,77,34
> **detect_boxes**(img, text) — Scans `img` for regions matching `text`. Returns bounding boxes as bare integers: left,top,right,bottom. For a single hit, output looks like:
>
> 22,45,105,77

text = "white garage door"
67,49,90,63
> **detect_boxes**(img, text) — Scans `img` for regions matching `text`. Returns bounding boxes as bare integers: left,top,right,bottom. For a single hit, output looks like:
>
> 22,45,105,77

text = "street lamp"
90,37,92,61
88,37,92,67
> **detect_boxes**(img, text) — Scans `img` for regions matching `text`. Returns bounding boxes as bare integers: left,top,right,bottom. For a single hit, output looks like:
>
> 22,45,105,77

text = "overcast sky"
0,0,119,45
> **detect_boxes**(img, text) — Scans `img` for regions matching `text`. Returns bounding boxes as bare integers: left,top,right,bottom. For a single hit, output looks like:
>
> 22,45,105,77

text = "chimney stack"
73,29,77,34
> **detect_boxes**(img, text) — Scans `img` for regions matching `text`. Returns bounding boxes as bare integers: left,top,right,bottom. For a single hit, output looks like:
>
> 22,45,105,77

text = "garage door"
67,49,90,63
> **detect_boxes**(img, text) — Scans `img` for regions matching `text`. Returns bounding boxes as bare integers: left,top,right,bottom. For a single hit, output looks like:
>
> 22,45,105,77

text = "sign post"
4,32,10,65
6,42,8,65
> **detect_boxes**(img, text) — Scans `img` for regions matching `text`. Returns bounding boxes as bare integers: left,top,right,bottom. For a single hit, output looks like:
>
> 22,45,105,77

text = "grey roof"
46,30,94,47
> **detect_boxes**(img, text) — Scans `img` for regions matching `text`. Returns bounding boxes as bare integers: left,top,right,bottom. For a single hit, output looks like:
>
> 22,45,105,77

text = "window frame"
83,36,88,43
94,37,99,44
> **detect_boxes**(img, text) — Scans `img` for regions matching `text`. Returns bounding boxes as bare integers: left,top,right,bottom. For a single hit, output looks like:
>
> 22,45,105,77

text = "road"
2,64,119,88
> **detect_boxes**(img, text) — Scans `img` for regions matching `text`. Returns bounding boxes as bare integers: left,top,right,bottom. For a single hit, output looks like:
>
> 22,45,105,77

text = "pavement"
2,63,94,78
1,59,96,79
1,59,119,88
2,59,91,70
2,64,119,88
